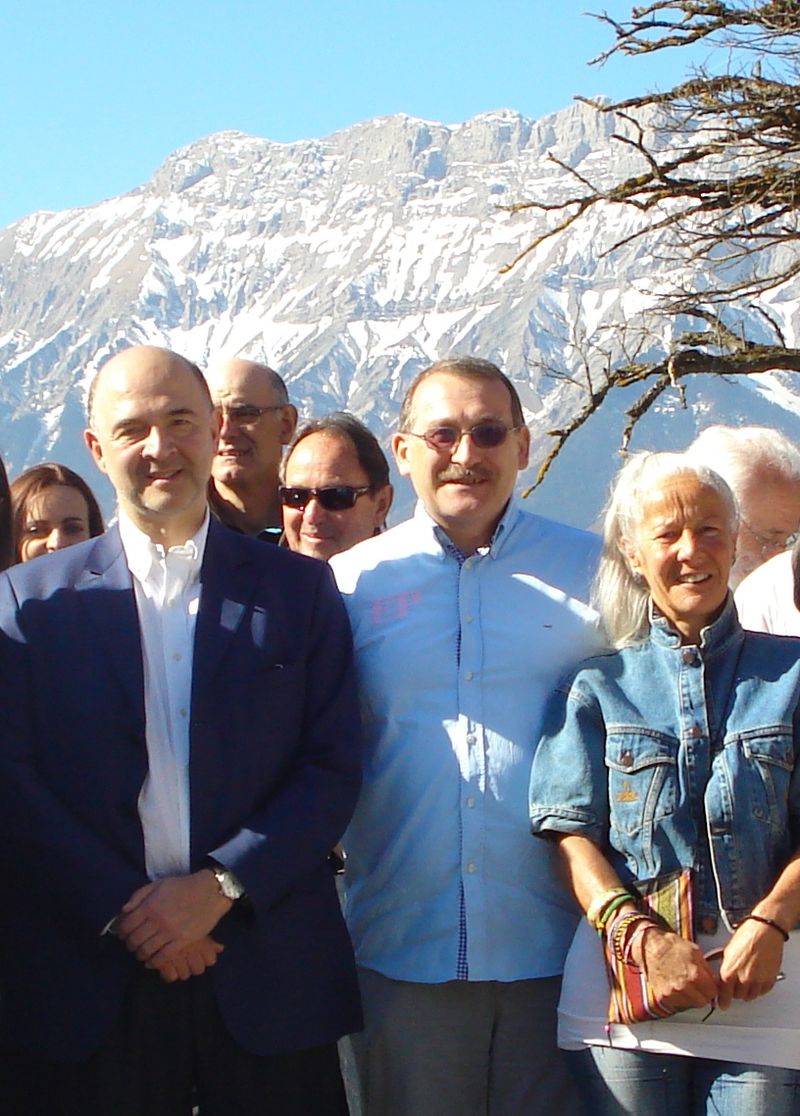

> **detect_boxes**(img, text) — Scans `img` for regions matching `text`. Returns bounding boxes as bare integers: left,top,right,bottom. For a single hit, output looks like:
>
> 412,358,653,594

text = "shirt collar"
413,495,522,560
119,510,210,589
649,592,740,654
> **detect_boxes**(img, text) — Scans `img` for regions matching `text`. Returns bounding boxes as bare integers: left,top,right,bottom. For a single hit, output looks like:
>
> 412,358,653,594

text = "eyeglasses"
279,485,372,511
404,422,521,452
740,518,800,556
218,404,286,429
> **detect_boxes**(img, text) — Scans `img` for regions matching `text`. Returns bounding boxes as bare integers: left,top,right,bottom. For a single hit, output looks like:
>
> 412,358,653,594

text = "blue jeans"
570,1046,800,1116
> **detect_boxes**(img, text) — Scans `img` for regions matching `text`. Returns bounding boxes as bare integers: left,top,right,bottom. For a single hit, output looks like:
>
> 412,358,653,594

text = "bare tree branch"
504,1,800,487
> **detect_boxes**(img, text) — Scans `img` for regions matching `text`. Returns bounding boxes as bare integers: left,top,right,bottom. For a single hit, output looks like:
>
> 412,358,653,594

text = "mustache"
437,467,491,484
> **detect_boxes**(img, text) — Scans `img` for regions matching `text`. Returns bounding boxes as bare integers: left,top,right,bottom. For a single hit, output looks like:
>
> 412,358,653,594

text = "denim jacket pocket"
606,730,678,837
734,728,794,830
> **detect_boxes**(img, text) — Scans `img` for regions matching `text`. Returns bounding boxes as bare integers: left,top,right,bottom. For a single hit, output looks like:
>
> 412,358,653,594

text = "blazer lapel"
75,526,144,721
192,520,261,701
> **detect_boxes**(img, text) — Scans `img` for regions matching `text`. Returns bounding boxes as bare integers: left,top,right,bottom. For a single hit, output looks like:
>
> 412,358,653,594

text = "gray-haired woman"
530,451,800,1115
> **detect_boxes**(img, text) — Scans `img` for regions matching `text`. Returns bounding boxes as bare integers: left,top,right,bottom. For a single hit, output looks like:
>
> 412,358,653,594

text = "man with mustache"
331,357,602,1116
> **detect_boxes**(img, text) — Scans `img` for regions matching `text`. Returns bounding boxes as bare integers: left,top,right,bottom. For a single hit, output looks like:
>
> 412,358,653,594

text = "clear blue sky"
2,0,705,229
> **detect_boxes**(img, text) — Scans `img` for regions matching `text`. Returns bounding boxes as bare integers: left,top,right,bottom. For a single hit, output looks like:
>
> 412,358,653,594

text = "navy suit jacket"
0,519,363,1061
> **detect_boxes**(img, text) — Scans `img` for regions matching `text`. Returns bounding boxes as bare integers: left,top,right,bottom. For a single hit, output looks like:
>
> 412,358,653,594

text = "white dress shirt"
119,511,209,880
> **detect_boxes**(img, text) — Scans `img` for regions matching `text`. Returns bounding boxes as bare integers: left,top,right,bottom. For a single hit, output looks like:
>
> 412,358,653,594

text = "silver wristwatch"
209,862,245,901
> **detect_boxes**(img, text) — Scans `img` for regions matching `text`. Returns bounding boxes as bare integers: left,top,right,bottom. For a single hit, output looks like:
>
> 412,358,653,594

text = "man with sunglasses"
281,413,394,562
331,357,603,1116
207,358,298,541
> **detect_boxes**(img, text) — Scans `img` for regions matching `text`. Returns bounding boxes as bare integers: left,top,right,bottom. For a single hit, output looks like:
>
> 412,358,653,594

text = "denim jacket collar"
649,593,743,659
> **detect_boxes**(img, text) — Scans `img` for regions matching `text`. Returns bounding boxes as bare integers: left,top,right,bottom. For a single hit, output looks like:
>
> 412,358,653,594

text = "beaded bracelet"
609,912,656,964
742,914,790,942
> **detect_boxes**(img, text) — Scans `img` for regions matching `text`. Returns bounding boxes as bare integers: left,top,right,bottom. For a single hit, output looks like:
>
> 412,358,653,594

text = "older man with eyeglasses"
687,424,800,588
330,356,603,1116
207,358,298,541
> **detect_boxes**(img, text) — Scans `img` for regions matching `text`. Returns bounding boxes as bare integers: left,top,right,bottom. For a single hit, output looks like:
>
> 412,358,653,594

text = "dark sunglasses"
279,485,371,511
406,422,520,452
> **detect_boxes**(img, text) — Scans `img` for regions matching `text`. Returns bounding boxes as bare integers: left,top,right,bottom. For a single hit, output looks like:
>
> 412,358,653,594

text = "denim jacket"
530,597,800,932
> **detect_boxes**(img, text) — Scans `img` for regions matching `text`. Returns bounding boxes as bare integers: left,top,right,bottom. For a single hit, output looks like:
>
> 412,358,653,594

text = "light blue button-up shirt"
331,498,603,984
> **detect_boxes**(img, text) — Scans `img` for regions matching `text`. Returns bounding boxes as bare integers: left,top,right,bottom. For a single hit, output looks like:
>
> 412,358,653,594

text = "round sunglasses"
405,422,520,452
279,485,372,511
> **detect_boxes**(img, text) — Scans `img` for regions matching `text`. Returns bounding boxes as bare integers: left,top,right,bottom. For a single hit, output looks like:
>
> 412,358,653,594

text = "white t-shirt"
735,551,800,636
558,917,800,1069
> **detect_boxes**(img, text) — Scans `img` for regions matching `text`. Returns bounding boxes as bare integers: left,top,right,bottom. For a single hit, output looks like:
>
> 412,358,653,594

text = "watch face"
215,867,243,900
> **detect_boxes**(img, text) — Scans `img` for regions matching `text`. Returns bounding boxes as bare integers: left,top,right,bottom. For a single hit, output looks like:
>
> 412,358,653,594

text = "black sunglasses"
405,422,520,452
279,485,371,511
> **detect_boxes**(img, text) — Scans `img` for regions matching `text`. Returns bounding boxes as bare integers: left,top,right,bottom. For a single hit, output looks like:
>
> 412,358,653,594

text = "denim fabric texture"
570,1046,800,1116
530,597,800,931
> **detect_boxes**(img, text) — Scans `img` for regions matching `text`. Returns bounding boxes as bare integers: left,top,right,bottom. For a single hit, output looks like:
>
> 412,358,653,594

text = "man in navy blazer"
0,346,362,1115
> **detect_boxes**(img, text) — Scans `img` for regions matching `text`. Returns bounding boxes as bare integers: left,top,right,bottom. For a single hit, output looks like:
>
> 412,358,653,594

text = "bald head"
88,346,211,429
206,359,290,408
207,358,298,534
84,345,218,546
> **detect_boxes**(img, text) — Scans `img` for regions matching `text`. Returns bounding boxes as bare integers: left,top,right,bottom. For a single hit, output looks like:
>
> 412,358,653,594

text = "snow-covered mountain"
2,103,800,525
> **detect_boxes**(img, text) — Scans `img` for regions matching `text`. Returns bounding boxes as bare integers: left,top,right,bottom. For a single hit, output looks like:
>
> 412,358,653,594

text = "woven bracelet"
742,914,790,942
595,892,637,934
586,887,631,929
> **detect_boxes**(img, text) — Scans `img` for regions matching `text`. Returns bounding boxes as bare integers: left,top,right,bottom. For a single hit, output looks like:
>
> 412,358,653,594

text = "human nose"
676,530,699,559
142,426,171,458
303,495,329,524
449,430,480,465
218,409,235,439
46,528,67,552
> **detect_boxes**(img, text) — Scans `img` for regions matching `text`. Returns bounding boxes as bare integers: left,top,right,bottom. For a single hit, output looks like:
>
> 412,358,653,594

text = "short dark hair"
283,412,390,491
399,356,525,431
10,463,105,562
87,348,211,426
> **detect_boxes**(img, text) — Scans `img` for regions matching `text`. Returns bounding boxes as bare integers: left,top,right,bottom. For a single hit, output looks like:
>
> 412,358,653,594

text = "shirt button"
466,797,476,808
466,862,477,874
464,614,473,624
688,725,703,738
466,733,476,745
172,652,182,662
682,649,697,665
619,751,633,768
464,671,474,681
179,708,188,718
700,915,718,934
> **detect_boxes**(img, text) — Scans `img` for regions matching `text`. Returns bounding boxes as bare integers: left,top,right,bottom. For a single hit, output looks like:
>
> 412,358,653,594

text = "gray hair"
593,452,739,648
687,425,800,495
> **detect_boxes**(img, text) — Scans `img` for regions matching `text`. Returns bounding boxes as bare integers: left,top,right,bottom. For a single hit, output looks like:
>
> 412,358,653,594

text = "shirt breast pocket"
606,730,678,836
738,730,794,825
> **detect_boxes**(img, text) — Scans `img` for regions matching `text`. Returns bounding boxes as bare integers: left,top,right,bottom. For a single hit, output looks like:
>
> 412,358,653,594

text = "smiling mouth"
147,470,181,482
677,573,711,584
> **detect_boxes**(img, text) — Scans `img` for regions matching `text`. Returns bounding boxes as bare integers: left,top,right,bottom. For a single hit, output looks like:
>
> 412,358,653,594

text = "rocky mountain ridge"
2,102,799,524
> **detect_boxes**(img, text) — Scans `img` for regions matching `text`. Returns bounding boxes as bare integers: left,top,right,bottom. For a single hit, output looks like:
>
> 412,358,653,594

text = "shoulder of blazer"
2,527,127,600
